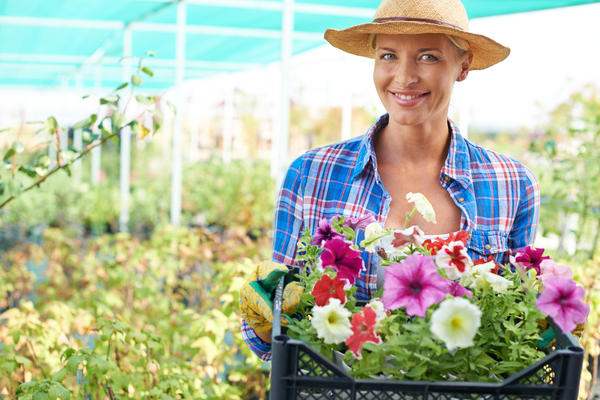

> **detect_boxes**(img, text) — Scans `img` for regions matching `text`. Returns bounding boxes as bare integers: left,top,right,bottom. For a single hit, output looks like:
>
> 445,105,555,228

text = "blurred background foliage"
1,85,599,398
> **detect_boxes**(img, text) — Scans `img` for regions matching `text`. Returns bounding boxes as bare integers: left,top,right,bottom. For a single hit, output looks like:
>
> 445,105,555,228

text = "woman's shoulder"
462,136,537,183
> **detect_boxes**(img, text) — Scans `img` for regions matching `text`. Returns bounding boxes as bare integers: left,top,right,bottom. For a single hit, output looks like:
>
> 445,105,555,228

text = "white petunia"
463,262,513,293
435,241,472,280
362,222,387,252
367,298,388,327
311,298,353,344
430,297,482,352
406,192,437,224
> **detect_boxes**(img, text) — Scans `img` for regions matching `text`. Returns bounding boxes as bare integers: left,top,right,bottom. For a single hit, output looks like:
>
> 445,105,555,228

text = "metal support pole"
91,64,102,184
119,27,132,232
222,78,234,164
170,0,186,227
276,0,294,189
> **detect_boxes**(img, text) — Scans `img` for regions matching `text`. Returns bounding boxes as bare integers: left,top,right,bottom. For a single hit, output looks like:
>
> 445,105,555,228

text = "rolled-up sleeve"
241,319,272,361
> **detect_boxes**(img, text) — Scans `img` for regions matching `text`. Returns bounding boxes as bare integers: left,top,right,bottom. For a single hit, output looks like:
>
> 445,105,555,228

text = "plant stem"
0,129,119,209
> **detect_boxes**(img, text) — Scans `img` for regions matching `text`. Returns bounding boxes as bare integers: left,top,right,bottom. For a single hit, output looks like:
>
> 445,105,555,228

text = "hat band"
372,16,464,32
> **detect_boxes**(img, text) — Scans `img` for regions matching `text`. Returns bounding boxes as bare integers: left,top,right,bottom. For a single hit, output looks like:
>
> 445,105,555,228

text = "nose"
393,58,419,87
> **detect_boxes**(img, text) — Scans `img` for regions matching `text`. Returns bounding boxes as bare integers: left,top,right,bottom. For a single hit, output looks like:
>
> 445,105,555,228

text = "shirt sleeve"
241,319,272,361
272,156,305,265
508,166,540,252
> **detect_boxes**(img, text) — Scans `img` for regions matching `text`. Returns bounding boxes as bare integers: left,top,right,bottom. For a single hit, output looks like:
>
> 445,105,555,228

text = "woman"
240,0,540,360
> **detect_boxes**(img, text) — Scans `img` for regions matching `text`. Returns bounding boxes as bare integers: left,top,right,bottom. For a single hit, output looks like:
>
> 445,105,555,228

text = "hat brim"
324,21,509,70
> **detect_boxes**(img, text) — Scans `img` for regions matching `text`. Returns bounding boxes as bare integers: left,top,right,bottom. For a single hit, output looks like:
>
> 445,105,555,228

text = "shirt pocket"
467,229,509,262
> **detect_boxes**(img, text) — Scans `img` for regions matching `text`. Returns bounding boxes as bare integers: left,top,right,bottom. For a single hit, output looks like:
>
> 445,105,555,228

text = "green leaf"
115,82,129,91
51,367,68,382
166,100,176,115
141,66,154,77
65,355,85,374
33,391,49,400
3,148,15,161
111,111,125,133
19,166,38,178
100,95,118,105
46,116,58,132
131,74,143,86
135,95,154,107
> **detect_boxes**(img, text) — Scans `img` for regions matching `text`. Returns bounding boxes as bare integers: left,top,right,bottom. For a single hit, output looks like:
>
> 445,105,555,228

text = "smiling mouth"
391,92,428,100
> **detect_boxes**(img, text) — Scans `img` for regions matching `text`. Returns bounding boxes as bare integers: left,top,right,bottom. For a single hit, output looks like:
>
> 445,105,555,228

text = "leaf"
131,74,143,87
111,111,125,133
46,116,58,132
33,391,49,400
3,148,15,161
65,355,85,374
166,100,176,115
141,66,154,77
115,82,129,91
100,95,118,105
135,95,154,108
19,166,38,178
51,367,68,382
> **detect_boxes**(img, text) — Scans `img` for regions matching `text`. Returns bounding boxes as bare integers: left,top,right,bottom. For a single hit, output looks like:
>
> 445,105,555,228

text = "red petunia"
345,306,381,359
311,274,347,306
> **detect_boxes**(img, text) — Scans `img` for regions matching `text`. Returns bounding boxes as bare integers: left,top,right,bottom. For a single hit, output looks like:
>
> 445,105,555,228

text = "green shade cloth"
0,0,598,89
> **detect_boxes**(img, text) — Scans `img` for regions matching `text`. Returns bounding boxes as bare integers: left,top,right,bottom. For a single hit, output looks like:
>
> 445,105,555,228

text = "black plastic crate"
270,277,584,400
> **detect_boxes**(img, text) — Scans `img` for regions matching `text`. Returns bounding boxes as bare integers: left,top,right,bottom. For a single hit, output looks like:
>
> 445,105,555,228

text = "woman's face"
373,33,471,128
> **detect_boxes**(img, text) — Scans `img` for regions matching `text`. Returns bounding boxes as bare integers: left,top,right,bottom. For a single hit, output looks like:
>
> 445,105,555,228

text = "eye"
379,53,396,61
420,54,439,62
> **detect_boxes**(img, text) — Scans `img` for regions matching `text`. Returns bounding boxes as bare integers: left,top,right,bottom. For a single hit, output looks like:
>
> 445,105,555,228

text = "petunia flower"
464,261,513,293
366,298,388,324
361,222,387,252
511,246,550,275
311,298,353,344
343,213,377,231
311,217,345,246
406,192,437,224
382,254,450,317
431,297,482,352
447,280,472,298
435,241,472,280
311,274,347,306
320,238,364,285
536,276,589,334
345,306,381,359
380,226,424,258
539,259,573,283
474,255,499,274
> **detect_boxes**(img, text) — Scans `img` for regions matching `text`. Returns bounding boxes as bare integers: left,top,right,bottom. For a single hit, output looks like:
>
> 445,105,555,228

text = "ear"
456,51,473,82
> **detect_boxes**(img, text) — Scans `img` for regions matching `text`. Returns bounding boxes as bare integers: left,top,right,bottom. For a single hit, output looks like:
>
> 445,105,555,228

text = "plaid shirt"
242,114,540,360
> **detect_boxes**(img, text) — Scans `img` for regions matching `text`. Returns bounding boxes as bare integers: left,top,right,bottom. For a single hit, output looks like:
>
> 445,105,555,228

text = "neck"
374,115,451,168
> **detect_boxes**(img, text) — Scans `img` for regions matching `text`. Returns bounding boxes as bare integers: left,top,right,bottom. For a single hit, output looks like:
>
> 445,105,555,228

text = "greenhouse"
1,0,599,399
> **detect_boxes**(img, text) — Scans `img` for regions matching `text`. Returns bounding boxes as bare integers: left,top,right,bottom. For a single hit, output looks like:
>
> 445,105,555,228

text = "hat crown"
373,0,469,31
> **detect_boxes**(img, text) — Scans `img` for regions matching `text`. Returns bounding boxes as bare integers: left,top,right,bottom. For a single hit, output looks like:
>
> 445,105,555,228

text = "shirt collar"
442,119,472,188
352,115,472,188
351,114,388,180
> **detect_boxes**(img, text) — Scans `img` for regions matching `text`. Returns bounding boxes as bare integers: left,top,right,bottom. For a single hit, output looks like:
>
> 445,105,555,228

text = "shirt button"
442,176,450,183
485,244,492,250
458,197,465,203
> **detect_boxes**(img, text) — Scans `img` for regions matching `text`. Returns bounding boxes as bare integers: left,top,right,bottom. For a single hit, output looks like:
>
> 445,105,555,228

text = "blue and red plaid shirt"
242,114,540,361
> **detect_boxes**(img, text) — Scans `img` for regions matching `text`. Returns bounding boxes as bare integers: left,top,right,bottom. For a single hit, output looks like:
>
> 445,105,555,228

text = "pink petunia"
311,274,347,306
343,213,377,231
448,280,472,298
311,218,345,246
539,259,573,283
536,276,589,334
513,246,550,275
320,238,364,285
345,306,381,359
382,254,450,317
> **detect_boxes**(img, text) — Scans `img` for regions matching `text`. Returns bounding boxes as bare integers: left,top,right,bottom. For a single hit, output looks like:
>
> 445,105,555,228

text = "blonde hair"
369,33,470,56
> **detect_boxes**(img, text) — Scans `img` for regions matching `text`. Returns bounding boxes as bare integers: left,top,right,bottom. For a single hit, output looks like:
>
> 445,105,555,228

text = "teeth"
393,93,421,100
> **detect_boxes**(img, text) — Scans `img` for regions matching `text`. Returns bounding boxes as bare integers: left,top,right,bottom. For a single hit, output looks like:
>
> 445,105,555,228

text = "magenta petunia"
320,238,364,284
448,280,472,298
536,276,589,334
382,254,450,317
514,246,550,275
343,213,377,231
311,218,345,246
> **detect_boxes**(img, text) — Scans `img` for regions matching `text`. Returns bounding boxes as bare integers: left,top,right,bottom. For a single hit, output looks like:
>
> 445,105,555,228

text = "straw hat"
324,0,510,70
